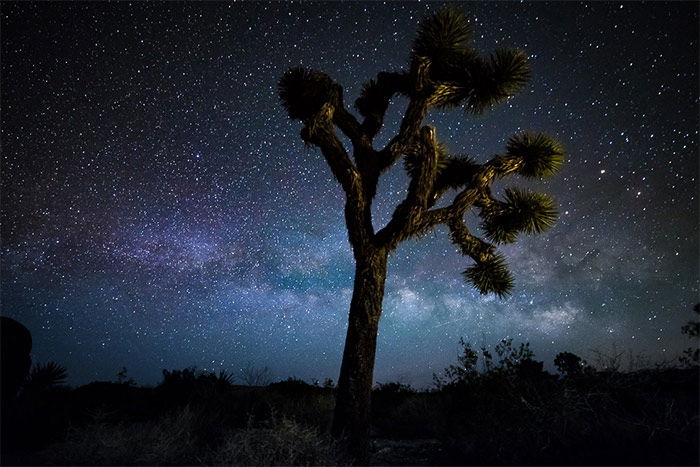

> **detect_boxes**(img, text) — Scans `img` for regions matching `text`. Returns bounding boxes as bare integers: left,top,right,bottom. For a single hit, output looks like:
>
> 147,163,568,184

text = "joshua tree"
278,8,564,462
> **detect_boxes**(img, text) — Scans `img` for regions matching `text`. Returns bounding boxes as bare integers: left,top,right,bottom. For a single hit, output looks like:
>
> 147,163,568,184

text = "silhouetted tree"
278,8,564,461
554,351,587,377
433,338,479,388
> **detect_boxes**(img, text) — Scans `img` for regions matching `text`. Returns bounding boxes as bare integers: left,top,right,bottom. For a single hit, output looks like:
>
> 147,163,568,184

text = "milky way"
1,2,697,386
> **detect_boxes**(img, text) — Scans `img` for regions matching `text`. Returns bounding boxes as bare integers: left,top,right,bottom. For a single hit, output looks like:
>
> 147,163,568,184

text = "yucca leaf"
278,67,337,121
481,188,558,243
466,48,530,114
506,188,558,234
428,48,528,113
355,78,381,117
435,156,479,189
26,361,68,391
491,48,530,93
506,132,565,178
427,50,480,108
412,8,472,64
463,254,513,297
403,141,451,178
355,71,409,117
481,218,520,244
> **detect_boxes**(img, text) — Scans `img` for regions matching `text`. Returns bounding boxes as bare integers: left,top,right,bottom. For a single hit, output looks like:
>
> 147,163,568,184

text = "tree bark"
332,247,389,464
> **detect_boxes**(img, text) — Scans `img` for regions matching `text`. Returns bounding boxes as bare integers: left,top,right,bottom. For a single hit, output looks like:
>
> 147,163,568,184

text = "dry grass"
215,416,341,466
30,405,340,466
33,405,210,465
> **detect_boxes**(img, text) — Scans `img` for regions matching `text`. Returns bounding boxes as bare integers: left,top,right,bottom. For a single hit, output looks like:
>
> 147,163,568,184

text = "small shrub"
374,381,415,395
554,351,589,377
240,363,272,386
267,377,315,396
33,404,225,465
214,416,340,466
24,361,68,393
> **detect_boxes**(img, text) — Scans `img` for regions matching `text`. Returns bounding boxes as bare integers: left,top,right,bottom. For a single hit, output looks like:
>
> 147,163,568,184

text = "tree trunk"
332,248,389,464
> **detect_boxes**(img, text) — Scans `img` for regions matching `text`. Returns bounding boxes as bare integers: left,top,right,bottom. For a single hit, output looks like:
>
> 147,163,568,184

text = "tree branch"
377,59,433,172
375,126,439,248
447,217,494,262
301,103,371,249
401,152,516,238
332,88,370,153
355,71,410,140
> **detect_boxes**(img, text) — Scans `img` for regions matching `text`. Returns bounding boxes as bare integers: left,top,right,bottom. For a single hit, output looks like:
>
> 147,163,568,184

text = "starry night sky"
1,2,698,387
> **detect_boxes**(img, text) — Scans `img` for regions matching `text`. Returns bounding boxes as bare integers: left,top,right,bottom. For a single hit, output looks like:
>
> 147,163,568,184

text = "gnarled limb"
355,71,410,139
377,59,433,172
375,126,439,249
448,217,494,262
401,152,520,238
301,103,371,250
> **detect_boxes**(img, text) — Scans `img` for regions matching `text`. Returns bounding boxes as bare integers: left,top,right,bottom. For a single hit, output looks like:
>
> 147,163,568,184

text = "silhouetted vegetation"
2,312,698,465
240,362,272,386
680,304,700,367
2,335,697,466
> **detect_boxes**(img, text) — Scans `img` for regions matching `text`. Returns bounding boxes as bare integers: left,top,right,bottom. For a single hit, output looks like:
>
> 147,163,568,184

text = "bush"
32,405,221,465
214,416,340,466
429,337,699,465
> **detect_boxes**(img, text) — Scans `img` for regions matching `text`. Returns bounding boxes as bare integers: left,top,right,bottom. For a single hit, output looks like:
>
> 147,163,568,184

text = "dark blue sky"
1,2,698,387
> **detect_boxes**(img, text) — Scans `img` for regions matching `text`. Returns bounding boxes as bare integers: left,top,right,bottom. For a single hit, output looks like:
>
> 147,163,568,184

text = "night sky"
1,2,698,387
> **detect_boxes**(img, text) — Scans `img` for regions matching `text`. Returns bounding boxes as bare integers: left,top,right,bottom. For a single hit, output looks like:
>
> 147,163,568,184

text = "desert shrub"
434,338,550,390
155,367,237,412
554,351,593,378
378,392,443,439
374,381,415,395
214,416,340,466
371,381,420,438
430,338,699,466
267,377,315,396
240,363,272,386
24,361,68,393
257,379,335,430
160,367,234,390
32,404,228,466
433,338,479,388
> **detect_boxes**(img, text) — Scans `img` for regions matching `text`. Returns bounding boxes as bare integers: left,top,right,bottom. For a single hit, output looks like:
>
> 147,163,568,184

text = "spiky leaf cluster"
411,8,472,64
482,188,557,244
404,145,479,204
403,141,450,177
278,67,337,121
465,48,530,113
355,72,409,118
434,156,479,190
426,47,529,113
25,361,68,391
507,132,565,178
355,78,388,118
463,254,513,297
